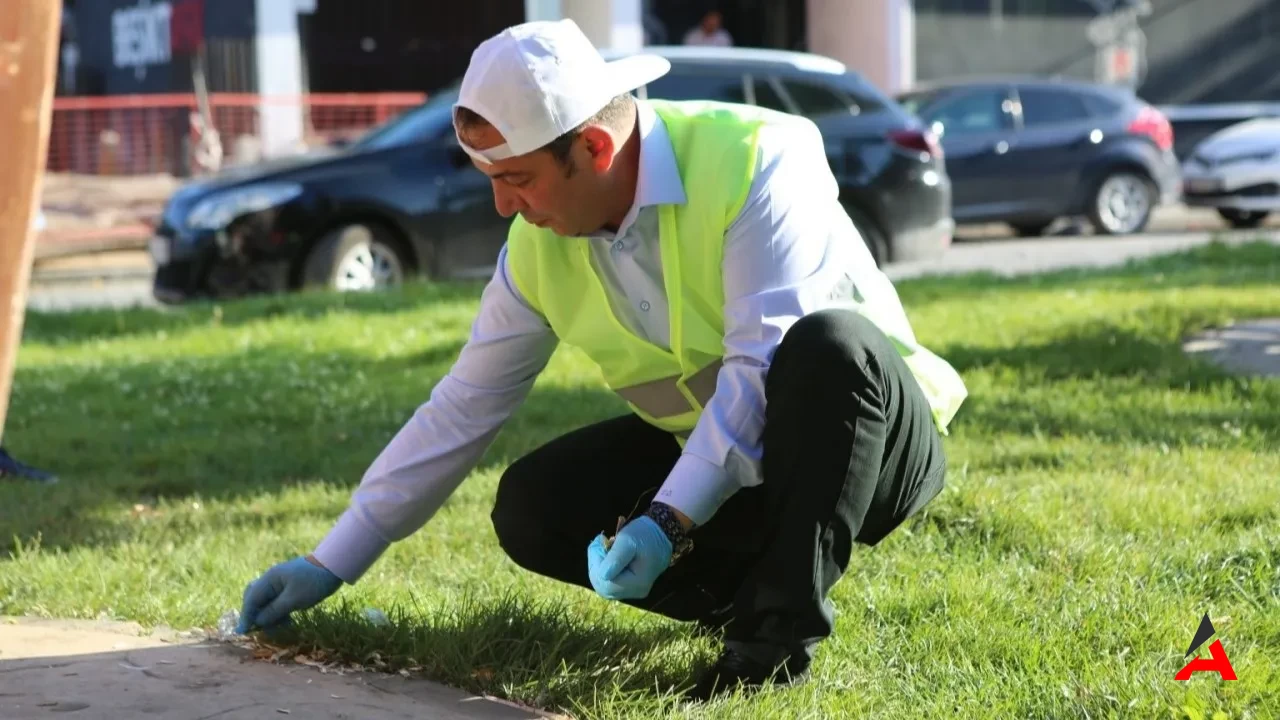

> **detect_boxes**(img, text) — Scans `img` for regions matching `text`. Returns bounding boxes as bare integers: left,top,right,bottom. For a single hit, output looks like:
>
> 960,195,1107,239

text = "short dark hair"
454,93,636,167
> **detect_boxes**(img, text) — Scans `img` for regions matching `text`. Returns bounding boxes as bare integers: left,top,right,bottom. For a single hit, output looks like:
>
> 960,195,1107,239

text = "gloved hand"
587,515,673,600
235,556,343,634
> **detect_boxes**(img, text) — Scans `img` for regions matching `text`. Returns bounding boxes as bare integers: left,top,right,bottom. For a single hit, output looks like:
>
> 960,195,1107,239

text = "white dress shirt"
313,100,921,582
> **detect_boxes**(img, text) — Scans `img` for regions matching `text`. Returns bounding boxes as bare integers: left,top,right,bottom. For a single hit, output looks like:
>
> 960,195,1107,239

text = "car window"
751,77,790,112
354,84,460,149
921,89,1012,137
1017,88,1092,126
1080,91,1123,117
644,71,747,103
844,85,887,113
780,79,856,118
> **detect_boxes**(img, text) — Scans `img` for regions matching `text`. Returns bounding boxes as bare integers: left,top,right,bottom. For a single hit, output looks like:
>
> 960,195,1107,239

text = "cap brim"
601,54,672,97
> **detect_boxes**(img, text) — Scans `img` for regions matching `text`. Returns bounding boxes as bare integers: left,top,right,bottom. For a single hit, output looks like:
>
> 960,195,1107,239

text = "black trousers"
491,309,948,657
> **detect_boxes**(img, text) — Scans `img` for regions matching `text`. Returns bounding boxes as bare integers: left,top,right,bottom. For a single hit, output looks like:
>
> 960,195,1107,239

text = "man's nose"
492,183,524,218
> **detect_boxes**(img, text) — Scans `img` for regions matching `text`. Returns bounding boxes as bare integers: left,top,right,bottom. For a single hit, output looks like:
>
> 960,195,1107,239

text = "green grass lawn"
3,241,1279,719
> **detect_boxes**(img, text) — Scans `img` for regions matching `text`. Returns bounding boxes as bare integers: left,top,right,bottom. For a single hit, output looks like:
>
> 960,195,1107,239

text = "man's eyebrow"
485,169,529,181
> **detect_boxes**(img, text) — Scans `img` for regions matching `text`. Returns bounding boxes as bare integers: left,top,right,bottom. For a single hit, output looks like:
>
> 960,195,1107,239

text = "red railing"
47,92,427,176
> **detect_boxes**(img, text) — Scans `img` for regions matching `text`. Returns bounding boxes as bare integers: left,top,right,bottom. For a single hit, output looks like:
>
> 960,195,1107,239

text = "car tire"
843,203,888,266
1217,208,1269,229
1011,220,1054,237
1087,170,1154,235
302,223,409,293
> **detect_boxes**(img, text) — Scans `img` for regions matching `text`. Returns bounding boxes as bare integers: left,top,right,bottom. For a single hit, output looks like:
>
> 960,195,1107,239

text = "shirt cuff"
654,452,742,526
312,510,392,583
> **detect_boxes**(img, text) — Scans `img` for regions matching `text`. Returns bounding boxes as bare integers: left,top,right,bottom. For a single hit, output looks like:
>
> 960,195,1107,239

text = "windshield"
352,83,461,150
895,90,938,117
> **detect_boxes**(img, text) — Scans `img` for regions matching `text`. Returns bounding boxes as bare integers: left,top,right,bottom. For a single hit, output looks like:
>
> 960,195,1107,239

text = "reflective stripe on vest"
614,359,723,419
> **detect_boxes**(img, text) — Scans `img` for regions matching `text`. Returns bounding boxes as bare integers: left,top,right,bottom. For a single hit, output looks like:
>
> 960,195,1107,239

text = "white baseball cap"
453,19,671,165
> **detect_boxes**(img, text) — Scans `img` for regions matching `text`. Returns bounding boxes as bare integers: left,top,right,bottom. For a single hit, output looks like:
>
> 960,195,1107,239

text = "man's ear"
579,126,617,172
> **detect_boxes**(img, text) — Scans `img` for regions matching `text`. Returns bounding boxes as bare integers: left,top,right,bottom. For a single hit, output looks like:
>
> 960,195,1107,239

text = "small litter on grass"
214,609,241,640
362,607,390,627
603,515,626,550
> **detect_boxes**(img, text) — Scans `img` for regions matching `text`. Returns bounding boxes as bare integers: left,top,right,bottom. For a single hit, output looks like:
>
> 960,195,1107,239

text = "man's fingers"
600,568,647,600
588,534,608,564
252,594,296,630
237,577,278,632
600,535,637,581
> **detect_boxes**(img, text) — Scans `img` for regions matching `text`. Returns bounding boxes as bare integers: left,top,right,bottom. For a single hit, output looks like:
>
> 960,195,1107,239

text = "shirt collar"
587,99,686,239
633,99,687,208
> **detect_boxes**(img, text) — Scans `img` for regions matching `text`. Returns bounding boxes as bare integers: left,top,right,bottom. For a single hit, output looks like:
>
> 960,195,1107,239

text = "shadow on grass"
294,591,710,715
18,279,492,346
0,338,628,555
940,319,1216,387
935,312,1280,446
895,239,1280,305
952,388,1279,449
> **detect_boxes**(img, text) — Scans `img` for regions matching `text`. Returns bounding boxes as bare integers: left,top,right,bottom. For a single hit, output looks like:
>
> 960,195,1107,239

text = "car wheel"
303,223,408,293
1088,170,1154,235
1011,220,1054,237
843,203,888,266
1217,208,1269,229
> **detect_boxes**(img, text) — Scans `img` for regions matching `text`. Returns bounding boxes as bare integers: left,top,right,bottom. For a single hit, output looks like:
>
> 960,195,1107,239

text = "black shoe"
0,447,57,484
686,646,811,702
693,603,734,636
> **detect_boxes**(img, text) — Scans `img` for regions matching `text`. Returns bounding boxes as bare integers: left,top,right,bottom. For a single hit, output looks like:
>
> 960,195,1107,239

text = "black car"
897,76,1181,236
150,46,953,303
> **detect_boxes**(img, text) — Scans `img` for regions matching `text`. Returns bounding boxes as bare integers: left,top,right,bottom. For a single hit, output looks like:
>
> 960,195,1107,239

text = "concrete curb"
0,616,564,720
34,225,151,261
29,265,154,285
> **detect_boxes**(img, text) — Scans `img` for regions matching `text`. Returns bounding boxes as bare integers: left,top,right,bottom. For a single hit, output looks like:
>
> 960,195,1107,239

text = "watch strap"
645,502,693,562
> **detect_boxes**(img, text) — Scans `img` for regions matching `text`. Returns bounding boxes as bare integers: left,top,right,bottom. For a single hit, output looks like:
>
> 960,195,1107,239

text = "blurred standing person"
642,0,669,45
0,447,57,483
2,211,58,485
683,10,733,47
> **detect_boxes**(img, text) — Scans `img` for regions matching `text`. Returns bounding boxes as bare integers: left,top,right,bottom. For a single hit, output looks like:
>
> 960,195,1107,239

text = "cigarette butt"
603,516,627,551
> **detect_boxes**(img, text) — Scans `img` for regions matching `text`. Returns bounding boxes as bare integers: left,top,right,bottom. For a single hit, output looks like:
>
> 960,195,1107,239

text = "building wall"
912,0,1280,104
806,0,914,94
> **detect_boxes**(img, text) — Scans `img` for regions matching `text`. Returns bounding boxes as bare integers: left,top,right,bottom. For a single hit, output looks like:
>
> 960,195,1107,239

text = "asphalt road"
23,227,1280,313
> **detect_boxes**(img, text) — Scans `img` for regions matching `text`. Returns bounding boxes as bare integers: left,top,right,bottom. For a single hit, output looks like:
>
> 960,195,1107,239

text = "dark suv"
897,76,1180,236
150,46,952,303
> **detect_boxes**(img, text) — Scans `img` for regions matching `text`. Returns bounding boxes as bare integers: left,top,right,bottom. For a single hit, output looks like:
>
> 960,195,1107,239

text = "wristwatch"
645,502,694,564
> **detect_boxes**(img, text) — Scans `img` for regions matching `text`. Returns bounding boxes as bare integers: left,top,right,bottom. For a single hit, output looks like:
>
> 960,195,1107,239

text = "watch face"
672,538,694,562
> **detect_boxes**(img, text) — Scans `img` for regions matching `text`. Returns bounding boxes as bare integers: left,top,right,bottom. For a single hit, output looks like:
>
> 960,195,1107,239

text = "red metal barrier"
47,93,427,177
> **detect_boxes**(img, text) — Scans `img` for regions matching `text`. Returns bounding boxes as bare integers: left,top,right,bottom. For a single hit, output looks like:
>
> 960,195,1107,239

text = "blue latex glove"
236,556,343,633
587,515,673,600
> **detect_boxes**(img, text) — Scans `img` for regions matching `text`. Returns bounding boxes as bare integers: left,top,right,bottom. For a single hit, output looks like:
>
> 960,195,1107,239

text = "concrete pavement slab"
1183,319,1280,378
0,617,561,720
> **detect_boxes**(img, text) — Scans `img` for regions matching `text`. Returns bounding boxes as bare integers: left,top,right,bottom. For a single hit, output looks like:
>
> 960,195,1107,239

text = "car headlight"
186,182,303,231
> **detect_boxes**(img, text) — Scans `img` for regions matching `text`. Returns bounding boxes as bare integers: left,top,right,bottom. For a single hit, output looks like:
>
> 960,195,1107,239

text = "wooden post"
0,2,62,444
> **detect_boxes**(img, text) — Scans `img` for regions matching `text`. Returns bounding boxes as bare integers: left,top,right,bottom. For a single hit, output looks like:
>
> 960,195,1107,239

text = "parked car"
150,46,953,303
1180,117,1280,228
896,76,1180,236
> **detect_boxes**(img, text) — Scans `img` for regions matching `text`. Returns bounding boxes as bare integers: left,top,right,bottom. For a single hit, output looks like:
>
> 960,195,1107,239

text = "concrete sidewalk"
0,617,561,720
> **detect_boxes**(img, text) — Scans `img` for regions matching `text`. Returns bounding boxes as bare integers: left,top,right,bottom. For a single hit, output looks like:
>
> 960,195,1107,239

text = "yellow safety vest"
506,99,967,440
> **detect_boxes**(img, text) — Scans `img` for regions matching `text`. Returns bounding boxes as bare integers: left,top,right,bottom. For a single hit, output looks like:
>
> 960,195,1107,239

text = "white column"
807,0,914,94
561,0,643,51
255,0,305,158
524,0,562,22
891,0,915,92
